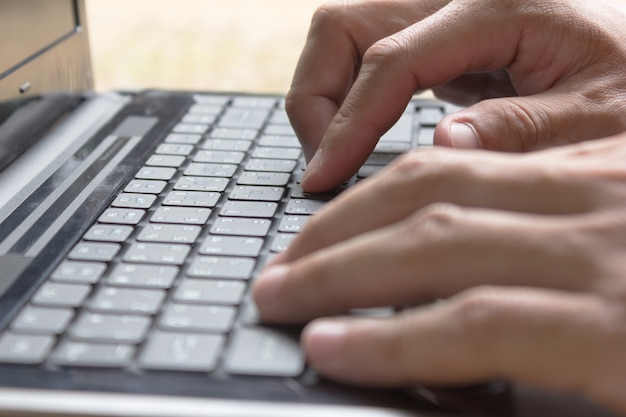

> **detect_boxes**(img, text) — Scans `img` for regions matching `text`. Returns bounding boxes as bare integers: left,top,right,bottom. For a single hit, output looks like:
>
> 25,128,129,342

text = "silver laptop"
0,1,618,416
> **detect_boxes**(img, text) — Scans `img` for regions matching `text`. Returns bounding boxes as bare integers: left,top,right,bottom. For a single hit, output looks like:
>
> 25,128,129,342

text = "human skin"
285,0,626,192
252,0,626,414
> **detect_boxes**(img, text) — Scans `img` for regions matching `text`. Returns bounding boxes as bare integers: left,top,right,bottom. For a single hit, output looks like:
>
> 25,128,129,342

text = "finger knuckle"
310,1,354,33
407,203,464,241
362,34,411,70
284,90,300,115
389,150,431,175
451,287,511,343
473,100,550,151
311,2,344,25
509,101,552,150
378,152,430,199
381,149,456,201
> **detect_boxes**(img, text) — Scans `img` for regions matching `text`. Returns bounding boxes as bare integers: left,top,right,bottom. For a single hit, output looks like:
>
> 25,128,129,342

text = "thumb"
435,91,623,152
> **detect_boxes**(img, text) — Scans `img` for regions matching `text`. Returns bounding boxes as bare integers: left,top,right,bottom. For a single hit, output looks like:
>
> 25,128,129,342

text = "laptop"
0,1,619,416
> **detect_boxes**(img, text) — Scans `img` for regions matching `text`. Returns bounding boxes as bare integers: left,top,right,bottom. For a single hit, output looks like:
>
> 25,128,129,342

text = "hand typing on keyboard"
254,0,626,415
283,0,626,193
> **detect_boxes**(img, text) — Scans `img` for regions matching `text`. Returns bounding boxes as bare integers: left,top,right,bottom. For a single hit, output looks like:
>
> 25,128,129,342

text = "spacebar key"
224,327,305,377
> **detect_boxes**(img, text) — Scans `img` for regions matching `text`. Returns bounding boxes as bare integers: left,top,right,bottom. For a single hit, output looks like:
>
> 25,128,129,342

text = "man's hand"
253,135,626,414
287,0,626,192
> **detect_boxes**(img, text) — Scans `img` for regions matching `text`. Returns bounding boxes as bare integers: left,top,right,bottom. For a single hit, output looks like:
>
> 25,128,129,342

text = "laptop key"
52,341,135,368
231,97,277,109
137,224,201,244
89,287,166,315
228,186,284,202
162,190,221,208
285,199,326,215
172,123,209,135
139,331,224,372
32,282,91,308
224,327,305,377
373,141,410,153
251,147,301,160
156,143,194,156
124,179,168,194
236,172,290,186
83,224,133,243
0,333,54,364
220,201,278,218
263,125,296,136
201,139,251,152
258,135,300,148
159,304,236,333
219,108,269,130
184,163,237,178
165,132,203,144
174,279,245,305
245,158,297,173
69,313,151,343
111,193,157,209
194,150,245,164
135,166,177,181
151,206,211,225
269,109,290,124
365,153,399,166
181,114,216,126
11,306,74,335
418,127,436,146
187,256,255,280
108,264,178,289
210,218,271,237
51,261,107,284
199,236,263,257
188,103,224,114
173,176,229,192
419,107,444,126
145,154,186,168
278,215,311,233
209,127,258,140
380,114,413,142
357,165,384,178
68,242,120,262
123,242,191,265
98,208,145,225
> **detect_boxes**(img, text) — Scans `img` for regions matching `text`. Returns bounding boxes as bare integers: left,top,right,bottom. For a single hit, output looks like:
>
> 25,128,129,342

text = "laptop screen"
0,0,77,75
0,0,92,173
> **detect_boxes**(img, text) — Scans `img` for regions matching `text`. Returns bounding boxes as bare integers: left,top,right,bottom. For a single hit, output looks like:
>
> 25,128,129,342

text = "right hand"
254,134,626,416
286,0,626,192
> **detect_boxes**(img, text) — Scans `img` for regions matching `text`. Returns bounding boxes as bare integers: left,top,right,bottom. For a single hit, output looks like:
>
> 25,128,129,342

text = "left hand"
287,0,626,192
253,135,626,415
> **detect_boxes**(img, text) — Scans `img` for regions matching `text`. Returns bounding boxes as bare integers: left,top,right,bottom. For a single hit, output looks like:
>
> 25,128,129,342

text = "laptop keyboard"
0,93,448,376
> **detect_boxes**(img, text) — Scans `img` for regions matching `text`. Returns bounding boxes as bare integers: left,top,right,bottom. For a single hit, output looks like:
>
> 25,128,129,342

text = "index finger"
299,0,526,192
287,0,446,161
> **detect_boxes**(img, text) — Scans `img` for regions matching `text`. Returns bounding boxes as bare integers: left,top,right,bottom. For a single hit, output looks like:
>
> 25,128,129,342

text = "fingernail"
253,265,290,319
304,320,349,367
450,122,481,149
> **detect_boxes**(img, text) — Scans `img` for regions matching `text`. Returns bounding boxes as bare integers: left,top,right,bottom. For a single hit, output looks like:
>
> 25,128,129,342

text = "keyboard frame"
0,89,492,416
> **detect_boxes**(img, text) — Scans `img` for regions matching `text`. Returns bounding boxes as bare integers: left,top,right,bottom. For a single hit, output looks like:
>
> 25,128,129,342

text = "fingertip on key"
301,149,323,191
252,264,291,321
302,319,350,376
